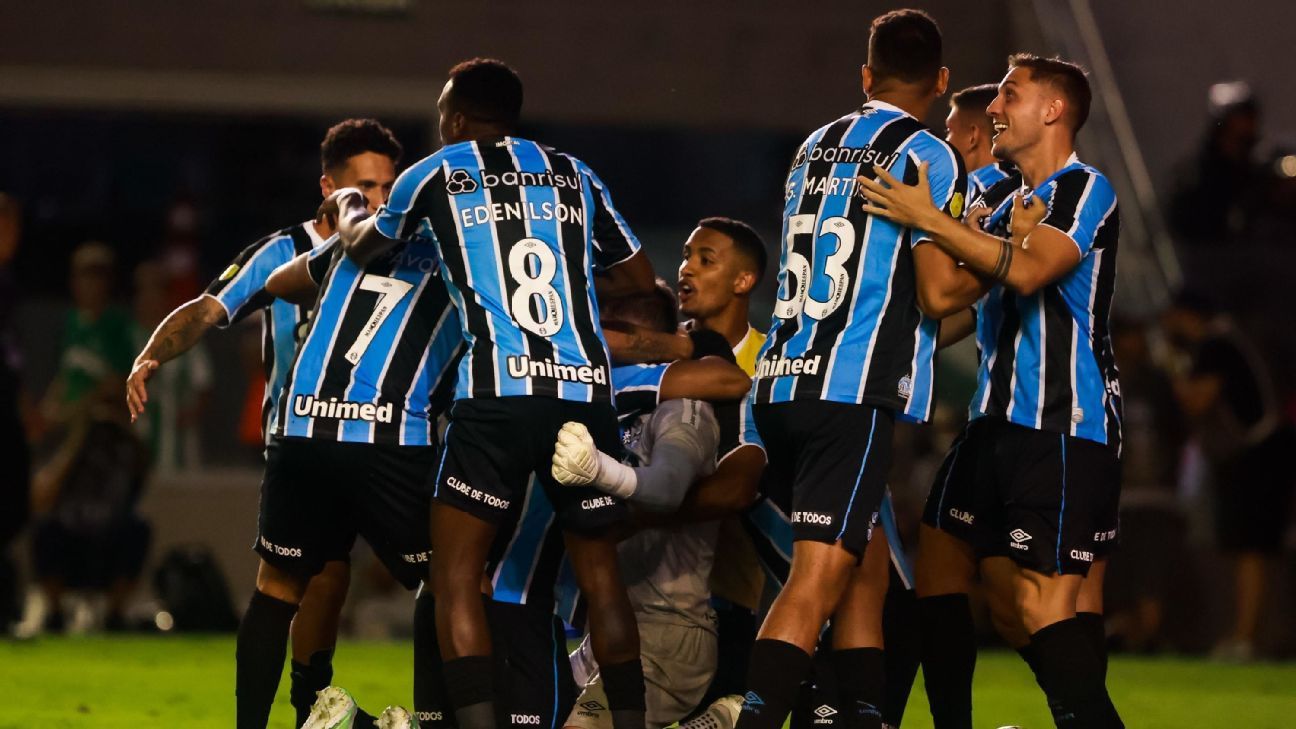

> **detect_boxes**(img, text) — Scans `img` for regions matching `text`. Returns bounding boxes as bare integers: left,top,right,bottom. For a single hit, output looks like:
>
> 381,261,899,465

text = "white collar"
862,99,913,119
303,219,329,248
732,325,756,355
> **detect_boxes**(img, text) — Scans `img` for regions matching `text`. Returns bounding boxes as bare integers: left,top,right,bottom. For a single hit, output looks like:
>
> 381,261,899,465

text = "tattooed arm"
126,295,227,421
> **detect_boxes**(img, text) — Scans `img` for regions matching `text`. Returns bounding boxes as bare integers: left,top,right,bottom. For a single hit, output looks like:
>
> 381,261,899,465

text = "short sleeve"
907,136,968,247
204,234,295,327
1039,170,1118,255
582,165,642,271
307,236,341,285
374,156,446,242
717,396,767,465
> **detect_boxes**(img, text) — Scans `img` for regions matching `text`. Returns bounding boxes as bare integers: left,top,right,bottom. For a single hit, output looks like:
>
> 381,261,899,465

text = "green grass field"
1,636,1293,728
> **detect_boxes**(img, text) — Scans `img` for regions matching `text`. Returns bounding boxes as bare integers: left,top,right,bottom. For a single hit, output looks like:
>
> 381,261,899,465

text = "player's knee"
255,560,309,604
305,561,351,606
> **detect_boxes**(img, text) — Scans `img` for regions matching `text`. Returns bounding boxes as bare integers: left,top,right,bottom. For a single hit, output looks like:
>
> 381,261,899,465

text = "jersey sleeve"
1039,170,1118,255
717,397,767,465
907,135,969,247
611,362,672,416
374,155,446,242
203,234,294,327
582,165,642,271
306,236,341,285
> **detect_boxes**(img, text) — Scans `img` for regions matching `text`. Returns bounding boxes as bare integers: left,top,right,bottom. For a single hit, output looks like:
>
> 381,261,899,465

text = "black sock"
235,590,298,729
414,590,453,728
601,658,647,729
881,583,921,729
290,649,334,727
1029,618,1123,729
443,655,496,729
736,639,815,729
916,594,975,729
1075,612,1108,681
831,648,885,729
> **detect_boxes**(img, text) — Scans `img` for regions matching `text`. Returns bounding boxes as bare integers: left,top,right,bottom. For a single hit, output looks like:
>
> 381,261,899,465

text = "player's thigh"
352,442,438,590
431,398,535,526
994,423,1118,578
920,420,993,551
914,524,977,597
639,621,718,725
255,437,351,582
764,401,895,559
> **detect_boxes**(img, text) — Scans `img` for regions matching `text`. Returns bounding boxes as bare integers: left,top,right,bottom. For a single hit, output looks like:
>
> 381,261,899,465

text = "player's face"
324,152,397,213
987,67,1047,161
944,106,978,163
678,227,749,319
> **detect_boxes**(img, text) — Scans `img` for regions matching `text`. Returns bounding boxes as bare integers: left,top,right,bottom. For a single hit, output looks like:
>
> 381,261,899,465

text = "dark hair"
601,280,679,334
446,58,524,127
868,9,943,85
951,83,1000,115
320,119,402,174
1007,54,1092,133
697,217,767,285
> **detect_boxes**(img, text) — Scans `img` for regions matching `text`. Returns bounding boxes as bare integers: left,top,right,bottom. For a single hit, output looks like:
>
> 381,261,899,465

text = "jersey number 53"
774,213,858,321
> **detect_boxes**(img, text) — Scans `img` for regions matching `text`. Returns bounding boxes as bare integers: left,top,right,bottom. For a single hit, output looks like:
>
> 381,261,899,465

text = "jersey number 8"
774,213,858,320
507,237,564,337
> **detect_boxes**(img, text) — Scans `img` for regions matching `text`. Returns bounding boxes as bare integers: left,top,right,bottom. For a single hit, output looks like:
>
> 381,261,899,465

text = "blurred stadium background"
0,1,1294,726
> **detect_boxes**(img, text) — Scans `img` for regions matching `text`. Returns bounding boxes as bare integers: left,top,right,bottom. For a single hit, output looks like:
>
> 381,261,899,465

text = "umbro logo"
445,169,478,195
579,701,605,712
742,691,765,712
1010,528,1032,543
815,705,838,718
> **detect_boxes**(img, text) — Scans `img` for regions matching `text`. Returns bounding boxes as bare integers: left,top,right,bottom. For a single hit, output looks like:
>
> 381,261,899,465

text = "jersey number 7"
345,274,415,364
774,213,858,321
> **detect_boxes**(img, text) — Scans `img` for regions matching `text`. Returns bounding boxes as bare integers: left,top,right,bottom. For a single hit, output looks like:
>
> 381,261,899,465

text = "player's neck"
868,89,932,120
966,147,995,172
693,303,751,348
1014,138,1076,189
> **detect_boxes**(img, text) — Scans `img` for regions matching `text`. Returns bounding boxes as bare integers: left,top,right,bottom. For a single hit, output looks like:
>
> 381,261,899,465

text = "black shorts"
921,417,1120,576
753,401,894,558
432,397,627,535
257,436,433,590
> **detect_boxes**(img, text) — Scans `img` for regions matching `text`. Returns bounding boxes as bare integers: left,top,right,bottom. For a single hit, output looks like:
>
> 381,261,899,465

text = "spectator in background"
30,386,152,632
0,193,30,633
130,260,212,472
37,241,134,434
1104,317,1187,652
1162,291,1296,661
1168,82,1263,245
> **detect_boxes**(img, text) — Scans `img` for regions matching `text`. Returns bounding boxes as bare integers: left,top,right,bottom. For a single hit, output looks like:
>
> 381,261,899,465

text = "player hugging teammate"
132,9,1128,729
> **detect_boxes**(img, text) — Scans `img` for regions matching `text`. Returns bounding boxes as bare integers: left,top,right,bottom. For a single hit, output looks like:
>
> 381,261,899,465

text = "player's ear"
320,174,335,199
733,270,757,296
861,65,874,96
1044,96,1065,127
934,67,950,97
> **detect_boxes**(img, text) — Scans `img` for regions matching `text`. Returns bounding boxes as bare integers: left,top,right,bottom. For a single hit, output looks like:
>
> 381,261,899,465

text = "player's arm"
604,326,694,364
861,163,1069,296
658,357,751,402
267,237,338,306
126,295,226,421
639,445,765,526
912,243,991,318
551,400,720,512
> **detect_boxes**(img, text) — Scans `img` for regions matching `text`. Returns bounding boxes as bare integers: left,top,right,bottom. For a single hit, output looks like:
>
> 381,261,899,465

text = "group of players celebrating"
126,7,1125,729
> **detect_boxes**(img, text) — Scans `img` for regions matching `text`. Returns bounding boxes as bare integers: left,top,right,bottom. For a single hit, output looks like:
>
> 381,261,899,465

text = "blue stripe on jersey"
613,363,669,396
879,491,914,590
970,162,1012,199
211,235,295,321
771,116,879,403
900,316,939,423
491,475,557,604
266,297,300,432
747,497,792,585
339,252,433,442
442,144,528,399
283,262,361,438
511,141,591,402
1066,252,1107,441
1008,293,1044,427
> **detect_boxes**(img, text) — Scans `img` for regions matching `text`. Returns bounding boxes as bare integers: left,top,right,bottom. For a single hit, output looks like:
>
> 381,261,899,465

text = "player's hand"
125,359,159,422
857,162,939,230
1009,192,1047,247
551,421,599,486
317,187,365,228
963,204,993,232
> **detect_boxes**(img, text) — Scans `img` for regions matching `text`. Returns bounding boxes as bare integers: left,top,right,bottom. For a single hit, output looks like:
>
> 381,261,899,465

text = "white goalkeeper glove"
551,421,637,499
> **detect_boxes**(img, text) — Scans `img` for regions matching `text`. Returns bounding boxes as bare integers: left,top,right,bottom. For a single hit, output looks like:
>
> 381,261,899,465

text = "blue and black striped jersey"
373,136,642,404
969,156,1122,446
203,221,330,438
969,161,1017,199
752,101,967,422
274,236,463,446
